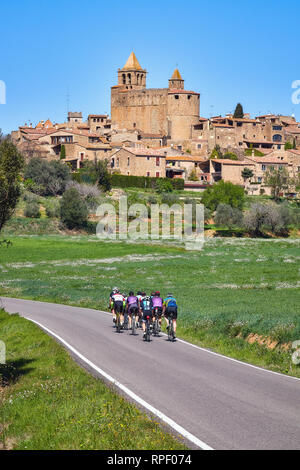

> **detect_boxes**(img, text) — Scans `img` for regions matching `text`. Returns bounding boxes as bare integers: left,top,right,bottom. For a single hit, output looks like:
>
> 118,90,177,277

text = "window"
156,157,160,166
197,144,201,149
273,134,282,142
258,177,262,183
262,165,266,171
133,123,136,128
122,74,126,84
188,95,191,100
175,95,179,99
273,126,282,131
156,172,160,177
127,157,130,166
116,158,119,168
147,156,150,161
111,158,115,168
147,172,150,177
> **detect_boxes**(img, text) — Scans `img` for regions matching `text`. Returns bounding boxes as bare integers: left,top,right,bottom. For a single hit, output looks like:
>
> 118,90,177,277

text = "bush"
60,188,88,229
161,193,179,205
243,202,292,236
23,191,39,203
155,179,173,193
201,180,245,211
45,200,60,218
215,203,243,229
107,173,184,191
24,202,41,218
24,157,71,196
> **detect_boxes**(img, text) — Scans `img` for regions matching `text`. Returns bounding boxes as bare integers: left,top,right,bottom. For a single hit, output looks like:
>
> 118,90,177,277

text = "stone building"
110,147,167,177
111,52,200,141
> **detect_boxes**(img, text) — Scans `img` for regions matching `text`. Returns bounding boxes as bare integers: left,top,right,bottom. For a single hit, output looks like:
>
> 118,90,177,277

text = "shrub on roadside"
60,187,88,229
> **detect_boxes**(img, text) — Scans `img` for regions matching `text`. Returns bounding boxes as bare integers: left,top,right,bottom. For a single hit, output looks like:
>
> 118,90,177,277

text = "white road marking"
97,309,300,382
24,316,214,451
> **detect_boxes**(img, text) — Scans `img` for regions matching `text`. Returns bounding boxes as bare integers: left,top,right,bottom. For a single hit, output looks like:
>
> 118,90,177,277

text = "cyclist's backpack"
166,297,177,308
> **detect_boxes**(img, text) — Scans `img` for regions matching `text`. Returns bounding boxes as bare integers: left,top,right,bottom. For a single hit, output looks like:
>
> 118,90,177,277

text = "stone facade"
111,53,200,141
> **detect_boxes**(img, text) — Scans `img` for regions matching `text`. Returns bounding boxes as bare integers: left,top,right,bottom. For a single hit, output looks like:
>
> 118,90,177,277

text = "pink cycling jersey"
152,296,163,308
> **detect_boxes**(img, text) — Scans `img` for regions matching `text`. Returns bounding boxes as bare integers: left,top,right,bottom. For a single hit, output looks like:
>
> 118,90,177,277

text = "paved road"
2,297,300,450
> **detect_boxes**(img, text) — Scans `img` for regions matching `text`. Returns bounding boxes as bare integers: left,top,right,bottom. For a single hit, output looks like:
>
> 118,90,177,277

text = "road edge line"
24,316,214,451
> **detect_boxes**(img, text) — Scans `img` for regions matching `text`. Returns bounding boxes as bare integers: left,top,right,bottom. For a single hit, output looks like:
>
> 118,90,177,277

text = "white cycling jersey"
112,293,124,303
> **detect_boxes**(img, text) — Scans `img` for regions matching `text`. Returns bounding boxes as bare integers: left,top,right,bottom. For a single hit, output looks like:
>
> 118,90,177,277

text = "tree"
264,167,290,201
210,145,223,159
285,141,293,150
241,167,254,182
24,157,71,196
201,180,245,211
215,203,243,229
188,168,198,181
94,159,111,192
0,139,24,232
233,103,244,119
243,202,292,236
60,187,88,229
60,145,66,160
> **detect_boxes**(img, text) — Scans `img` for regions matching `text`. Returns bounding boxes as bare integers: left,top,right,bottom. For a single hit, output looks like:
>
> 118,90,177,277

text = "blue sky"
0,0,299,134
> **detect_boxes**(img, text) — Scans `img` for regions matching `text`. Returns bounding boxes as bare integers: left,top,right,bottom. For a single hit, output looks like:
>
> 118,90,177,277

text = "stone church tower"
111,53,200,141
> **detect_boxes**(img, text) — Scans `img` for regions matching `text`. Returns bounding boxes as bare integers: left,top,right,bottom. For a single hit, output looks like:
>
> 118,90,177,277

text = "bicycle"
115,304,123,333
167,312,176,342
144,314,152,342
152,307,161,336
129,306,139,335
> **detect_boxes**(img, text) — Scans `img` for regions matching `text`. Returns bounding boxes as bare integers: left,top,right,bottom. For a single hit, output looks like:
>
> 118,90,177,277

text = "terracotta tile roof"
213,123,234,128
211,159,255,165
166,156,205,162
248,156,290,164
287,149,300,155
123,147,166,157
168,89,199,95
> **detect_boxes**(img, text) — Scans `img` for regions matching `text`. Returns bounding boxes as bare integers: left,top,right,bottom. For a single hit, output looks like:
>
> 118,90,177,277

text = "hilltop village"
11,52,300,195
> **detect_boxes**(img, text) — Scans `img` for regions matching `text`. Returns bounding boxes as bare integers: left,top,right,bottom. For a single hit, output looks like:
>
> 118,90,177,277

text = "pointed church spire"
123,52,142,70
171,68,183,80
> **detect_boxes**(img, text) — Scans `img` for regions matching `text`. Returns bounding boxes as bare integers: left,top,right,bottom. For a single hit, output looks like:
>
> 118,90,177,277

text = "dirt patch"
242,332,291,351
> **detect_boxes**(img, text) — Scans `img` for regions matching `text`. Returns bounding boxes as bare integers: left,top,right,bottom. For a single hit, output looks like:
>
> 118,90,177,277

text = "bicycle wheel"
116,314,121,333
131,312,136,335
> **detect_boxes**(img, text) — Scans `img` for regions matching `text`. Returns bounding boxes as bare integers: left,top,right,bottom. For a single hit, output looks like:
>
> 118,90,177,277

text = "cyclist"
111,289,125,328
152,291,163,331
126,291,139,329
163,293,178,339
109,287,119,324
140,294,152,340
136,291,144,327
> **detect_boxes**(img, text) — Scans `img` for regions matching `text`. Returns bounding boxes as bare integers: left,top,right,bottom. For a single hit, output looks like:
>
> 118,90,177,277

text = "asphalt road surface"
2,297,300,450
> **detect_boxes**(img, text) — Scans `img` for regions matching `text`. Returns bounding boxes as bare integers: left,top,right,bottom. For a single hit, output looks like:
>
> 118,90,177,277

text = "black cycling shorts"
165,306,177,319
128,304,139,315
152,306,163,316
114,301,124,313
142,310,152,322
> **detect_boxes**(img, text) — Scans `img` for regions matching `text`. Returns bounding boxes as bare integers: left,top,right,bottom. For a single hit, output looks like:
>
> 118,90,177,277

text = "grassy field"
0,235,299,377
0,309,187,450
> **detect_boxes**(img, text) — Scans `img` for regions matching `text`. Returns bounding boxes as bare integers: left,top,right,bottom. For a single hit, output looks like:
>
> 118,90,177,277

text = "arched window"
140,74,143,85
122,74,126,84
137,73,140,85
273,134,282,142
127,73,131,84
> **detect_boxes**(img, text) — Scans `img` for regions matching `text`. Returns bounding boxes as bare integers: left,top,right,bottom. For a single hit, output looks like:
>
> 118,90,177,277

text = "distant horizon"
1,0,299,134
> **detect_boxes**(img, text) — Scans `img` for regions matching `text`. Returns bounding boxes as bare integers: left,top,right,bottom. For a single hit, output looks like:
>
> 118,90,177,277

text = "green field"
0,235,299,377
0,309,186,450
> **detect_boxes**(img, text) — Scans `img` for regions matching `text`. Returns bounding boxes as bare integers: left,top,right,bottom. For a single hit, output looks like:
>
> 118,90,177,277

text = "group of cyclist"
109,288,178,341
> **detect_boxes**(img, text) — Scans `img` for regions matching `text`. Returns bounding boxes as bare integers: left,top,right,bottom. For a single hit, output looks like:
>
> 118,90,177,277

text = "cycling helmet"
142,292,146,296
113,287,119,293
155,291,160,296
137,291,142,295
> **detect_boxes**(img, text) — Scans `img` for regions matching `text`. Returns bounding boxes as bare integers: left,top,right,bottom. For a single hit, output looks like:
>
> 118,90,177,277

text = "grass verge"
0,309,186,450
